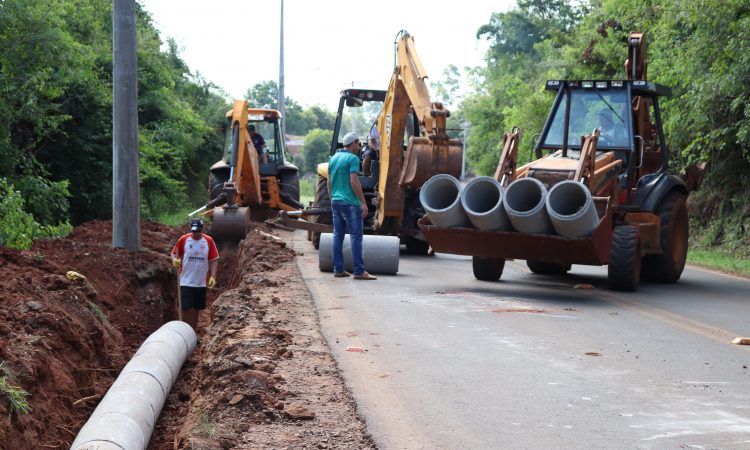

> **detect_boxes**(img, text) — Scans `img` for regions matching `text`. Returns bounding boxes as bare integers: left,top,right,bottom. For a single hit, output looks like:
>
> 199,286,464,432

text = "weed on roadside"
197,412,216,437
0,362,31,417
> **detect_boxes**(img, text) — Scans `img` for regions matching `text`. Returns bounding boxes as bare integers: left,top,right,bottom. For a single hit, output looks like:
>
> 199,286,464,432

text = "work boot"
334,270,350,278
353,271,377,280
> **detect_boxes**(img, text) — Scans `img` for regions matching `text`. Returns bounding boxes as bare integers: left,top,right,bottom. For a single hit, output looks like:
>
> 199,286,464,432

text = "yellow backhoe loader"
279,31,462,253
206,99,302,244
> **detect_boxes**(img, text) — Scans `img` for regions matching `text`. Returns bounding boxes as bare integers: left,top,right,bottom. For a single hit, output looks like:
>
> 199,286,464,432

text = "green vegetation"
687,250,750,277
0,363,31,417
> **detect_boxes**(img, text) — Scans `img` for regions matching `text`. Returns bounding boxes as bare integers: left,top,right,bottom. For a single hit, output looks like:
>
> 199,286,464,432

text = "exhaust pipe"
503,177,553,234
71,321,197,450
546,180,600,237
460,176,511,231
318,234,400,274
419,174,470,228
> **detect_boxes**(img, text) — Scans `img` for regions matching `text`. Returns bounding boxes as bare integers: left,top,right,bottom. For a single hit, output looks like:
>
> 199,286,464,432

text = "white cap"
342,132,359,147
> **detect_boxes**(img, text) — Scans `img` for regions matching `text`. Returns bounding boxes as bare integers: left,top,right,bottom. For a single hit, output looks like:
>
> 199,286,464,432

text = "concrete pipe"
318,233,400,274
546,180,600,237
71,321,197,450
419,174,470,228
460,176,512,231
503,177,554,234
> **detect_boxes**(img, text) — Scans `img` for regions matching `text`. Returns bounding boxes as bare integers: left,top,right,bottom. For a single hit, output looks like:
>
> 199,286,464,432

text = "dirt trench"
0,220,373,449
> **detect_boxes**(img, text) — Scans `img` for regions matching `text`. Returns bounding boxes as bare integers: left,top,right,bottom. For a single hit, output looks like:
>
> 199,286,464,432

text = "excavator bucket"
400,136,463,187
211,206,251,245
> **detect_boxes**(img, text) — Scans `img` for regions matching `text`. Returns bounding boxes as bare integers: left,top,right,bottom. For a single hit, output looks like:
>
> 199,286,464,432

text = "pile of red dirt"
1,221,373,449
0,220,182,449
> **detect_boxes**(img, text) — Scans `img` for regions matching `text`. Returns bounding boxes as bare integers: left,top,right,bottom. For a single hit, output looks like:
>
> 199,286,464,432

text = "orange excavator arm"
374,31,463,231
226,99,263,207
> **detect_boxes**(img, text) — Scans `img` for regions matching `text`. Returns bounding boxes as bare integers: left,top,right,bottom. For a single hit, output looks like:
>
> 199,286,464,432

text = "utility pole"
112,0,140,251
278,0,286,131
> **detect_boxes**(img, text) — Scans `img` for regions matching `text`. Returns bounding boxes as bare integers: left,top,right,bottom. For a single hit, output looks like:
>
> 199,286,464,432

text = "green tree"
301,128,332,174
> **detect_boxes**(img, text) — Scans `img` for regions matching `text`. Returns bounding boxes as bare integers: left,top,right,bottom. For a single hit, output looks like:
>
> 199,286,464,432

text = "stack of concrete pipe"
71,321,197,450
420,174,600,237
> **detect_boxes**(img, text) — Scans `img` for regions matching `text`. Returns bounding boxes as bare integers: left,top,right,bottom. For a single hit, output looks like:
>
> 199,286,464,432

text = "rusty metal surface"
399,136,462,188
419,198,614,266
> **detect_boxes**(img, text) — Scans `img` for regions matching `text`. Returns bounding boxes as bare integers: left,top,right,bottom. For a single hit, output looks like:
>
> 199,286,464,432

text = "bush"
0,178,72,250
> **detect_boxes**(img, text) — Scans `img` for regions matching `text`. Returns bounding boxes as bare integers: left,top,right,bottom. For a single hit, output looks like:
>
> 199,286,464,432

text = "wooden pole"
112,0,140,251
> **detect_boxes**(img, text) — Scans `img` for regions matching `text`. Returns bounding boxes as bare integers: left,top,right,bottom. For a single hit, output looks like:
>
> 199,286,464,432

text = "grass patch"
154,207,201,227
687,249,750,277
197,412,216,437
87,301,109,325
0,362,31,417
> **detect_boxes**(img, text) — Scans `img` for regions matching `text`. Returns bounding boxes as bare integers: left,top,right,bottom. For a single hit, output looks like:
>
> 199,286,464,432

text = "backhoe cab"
207,100,301,244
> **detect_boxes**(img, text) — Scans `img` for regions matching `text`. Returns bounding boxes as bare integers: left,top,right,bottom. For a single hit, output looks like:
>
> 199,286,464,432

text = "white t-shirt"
171,233,219,287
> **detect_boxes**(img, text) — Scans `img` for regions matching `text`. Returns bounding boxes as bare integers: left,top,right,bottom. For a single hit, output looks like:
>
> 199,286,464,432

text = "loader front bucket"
400,136,462,188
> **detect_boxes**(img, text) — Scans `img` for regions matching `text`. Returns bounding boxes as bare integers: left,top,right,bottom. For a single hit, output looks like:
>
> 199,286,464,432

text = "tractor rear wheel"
208,172,228,202
641,191,688,283
279,170,300,203
526,260,571,275
472,257,505,281
608,225,641,291
311,175,332,250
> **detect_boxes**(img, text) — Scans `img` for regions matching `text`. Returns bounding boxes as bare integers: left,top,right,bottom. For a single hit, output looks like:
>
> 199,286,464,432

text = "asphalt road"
293,232,750,450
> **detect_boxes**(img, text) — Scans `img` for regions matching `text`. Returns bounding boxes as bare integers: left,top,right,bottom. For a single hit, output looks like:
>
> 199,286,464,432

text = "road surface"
293,232,750,449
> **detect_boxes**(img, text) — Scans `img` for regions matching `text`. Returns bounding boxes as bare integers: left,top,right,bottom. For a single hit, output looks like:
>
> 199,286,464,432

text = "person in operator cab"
249,124,269,164
362,125,380,176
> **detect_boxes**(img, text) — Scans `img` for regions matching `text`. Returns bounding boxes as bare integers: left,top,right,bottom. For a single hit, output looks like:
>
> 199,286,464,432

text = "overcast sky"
138,0,517,110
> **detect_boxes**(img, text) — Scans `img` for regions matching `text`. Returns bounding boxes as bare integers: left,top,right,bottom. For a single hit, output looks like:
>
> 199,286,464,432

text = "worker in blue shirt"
327,132,377,280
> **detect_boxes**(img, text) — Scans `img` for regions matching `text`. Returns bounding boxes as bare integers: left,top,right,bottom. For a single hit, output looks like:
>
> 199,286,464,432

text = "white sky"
138,0,517,110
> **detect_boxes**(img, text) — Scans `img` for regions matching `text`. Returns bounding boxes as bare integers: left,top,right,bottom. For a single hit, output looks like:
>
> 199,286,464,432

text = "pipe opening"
463,179,501,214
548,182,589,217
504,178,545,214
420,175,461,211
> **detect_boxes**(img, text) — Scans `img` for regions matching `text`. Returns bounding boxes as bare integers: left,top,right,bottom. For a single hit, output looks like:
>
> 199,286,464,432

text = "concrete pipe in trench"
460,176,512,231
503,177,554,234
318,233,400,274
419,174,470,228
71,321,197,450
546,180,600,237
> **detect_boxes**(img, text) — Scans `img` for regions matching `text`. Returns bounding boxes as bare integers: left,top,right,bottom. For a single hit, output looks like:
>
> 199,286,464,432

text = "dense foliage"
461,0,750,252
0,0,228,242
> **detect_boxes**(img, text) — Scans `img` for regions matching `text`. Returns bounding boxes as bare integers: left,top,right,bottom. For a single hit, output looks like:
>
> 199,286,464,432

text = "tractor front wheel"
526,260,571,275
472,257,505,281
608,225,641,292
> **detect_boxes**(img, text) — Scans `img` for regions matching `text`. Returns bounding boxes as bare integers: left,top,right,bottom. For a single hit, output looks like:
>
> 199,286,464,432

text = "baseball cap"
190,218,204,231
342,132,359,147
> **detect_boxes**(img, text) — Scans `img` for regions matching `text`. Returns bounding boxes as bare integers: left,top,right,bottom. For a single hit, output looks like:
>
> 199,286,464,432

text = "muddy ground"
0,220,373,449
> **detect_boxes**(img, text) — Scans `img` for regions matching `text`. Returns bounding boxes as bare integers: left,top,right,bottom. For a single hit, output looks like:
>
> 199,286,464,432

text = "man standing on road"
171,218,220,330
327,132,377,280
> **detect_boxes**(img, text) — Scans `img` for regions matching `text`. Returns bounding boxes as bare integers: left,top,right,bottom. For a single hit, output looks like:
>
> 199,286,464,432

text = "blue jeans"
331,200,364,275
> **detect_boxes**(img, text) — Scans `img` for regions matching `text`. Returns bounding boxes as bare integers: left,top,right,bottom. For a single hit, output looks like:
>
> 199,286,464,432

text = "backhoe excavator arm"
374,31,462,232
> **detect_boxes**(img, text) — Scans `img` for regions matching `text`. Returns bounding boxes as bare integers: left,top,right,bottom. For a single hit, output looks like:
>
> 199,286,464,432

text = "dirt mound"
0,220,180,449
